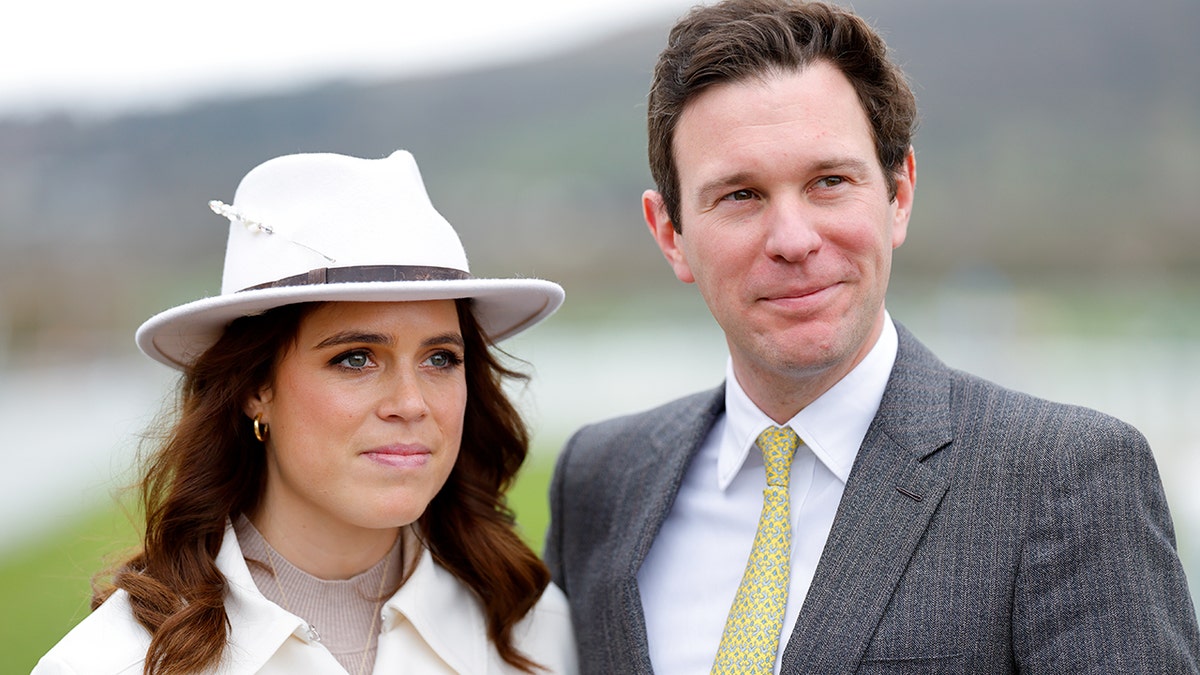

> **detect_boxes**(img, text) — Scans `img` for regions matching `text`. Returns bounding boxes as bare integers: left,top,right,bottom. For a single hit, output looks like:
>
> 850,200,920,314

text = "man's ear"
891,147,916,249
643,189,695,284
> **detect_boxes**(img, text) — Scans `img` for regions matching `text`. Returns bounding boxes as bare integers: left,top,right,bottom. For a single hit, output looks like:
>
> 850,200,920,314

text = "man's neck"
732,314,887,424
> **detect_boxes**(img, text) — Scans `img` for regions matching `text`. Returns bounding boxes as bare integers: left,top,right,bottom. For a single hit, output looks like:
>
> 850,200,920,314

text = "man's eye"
815,176,845,188
723,189,755,202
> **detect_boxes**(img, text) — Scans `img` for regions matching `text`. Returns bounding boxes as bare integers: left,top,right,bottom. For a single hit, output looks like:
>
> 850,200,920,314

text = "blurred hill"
1,0,1197,356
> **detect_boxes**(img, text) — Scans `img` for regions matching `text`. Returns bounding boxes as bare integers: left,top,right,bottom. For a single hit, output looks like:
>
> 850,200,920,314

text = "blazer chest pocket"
854,653,964,674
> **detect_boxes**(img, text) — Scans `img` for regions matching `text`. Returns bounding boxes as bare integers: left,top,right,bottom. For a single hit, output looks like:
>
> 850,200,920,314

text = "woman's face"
248,300,467,540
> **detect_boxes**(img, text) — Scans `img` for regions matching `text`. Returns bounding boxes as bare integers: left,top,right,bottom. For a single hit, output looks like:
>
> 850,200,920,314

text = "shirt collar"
717,312,898,489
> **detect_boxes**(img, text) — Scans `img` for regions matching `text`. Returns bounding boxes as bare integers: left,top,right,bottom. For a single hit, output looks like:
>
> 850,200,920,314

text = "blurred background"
2,0,1197,669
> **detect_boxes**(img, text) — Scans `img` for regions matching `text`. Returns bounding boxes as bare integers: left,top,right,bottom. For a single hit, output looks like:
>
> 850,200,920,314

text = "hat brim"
135,278,564,370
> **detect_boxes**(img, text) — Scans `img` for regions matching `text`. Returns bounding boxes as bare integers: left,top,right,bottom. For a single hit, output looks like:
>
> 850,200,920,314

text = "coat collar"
621,386,726,574
379,546,491,674
780,323,955,673
607,386,726,670
216,522,329,673
220,524,499,674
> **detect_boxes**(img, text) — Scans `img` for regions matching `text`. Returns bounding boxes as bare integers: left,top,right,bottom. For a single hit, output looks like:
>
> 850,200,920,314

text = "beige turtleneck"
234,515,404,674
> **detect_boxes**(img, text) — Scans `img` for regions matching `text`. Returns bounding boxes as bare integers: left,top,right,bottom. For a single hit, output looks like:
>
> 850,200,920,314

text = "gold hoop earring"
253,413,269,443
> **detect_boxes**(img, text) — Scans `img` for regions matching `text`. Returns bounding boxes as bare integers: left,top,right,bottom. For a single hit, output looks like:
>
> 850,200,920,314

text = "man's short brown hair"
648,0,918,231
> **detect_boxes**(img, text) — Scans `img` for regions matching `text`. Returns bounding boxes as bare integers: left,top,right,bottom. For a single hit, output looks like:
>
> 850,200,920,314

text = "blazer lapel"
781,325,955,673
609,385,726,666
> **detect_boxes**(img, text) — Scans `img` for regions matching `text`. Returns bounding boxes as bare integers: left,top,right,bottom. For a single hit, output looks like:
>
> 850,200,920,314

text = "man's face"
644,61,915,419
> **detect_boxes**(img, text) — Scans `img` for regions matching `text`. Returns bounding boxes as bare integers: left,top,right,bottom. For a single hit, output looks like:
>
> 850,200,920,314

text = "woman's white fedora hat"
136,150,564,370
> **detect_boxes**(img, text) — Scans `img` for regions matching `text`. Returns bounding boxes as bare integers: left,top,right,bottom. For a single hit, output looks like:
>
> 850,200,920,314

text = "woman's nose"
378,372,430,421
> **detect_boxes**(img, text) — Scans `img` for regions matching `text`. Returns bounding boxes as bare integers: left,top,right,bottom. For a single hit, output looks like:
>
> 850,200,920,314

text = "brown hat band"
242,265,471,291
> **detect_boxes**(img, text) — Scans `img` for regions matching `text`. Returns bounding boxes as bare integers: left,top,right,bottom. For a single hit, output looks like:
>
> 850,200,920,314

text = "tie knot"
756,425,798,487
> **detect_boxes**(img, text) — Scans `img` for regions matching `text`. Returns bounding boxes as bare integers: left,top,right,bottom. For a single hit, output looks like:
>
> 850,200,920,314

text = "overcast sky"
3,0,695,118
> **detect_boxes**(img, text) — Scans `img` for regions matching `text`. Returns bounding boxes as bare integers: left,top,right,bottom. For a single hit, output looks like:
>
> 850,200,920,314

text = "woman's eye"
424,350,463,369
334,350,374,370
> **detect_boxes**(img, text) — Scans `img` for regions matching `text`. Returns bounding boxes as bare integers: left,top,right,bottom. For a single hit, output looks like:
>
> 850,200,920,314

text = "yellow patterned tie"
711,425,799,675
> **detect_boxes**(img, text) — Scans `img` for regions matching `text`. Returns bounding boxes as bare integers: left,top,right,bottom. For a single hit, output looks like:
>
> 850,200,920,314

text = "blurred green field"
0,457,556,673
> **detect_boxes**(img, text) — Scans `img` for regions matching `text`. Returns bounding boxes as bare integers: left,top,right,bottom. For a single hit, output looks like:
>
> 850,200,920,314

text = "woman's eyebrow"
314,331,391,349
313,331,465,350
423,333,465,349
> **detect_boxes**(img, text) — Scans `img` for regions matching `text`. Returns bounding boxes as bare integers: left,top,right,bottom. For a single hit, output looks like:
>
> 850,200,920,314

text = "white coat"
34,524,578,674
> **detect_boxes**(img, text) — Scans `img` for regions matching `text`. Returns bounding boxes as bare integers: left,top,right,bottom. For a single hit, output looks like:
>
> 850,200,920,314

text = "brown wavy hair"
648,0,919,231
94,299,549,674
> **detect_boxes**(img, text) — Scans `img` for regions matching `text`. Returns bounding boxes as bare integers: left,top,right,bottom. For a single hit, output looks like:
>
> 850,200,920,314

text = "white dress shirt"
638,315,898,674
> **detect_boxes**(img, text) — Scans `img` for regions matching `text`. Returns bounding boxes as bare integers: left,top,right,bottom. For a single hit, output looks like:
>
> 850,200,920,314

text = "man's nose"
763,197,821,262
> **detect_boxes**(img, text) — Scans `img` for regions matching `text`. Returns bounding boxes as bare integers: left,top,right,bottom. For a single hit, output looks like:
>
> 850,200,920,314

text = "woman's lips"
362,444,431,468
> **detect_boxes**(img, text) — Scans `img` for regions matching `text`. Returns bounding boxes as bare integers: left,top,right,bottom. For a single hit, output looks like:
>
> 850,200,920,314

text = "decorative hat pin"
208,199,334,262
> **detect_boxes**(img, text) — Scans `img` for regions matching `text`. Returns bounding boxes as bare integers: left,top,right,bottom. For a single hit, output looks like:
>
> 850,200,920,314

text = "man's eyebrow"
693,157,876,201
694,172,755,202
810,157,873,175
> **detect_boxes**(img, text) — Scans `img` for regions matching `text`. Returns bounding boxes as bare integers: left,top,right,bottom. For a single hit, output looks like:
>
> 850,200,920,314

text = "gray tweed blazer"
544,324,1200,674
